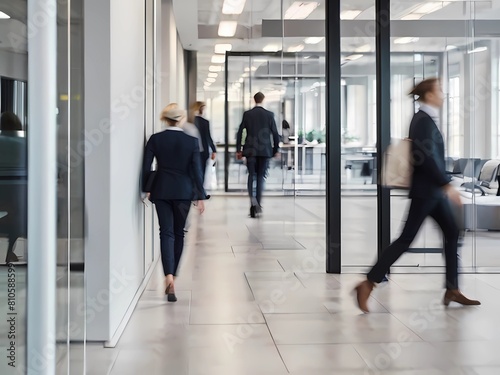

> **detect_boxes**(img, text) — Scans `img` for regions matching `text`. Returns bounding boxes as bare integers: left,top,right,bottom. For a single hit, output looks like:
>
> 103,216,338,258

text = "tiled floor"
65,196,499,375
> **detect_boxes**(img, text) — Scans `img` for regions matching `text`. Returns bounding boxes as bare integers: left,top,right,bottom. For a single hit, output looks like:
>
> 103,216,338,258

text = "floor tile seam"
375,305,427,343
244,272,257,301
105,348,121,375
263,314,291,374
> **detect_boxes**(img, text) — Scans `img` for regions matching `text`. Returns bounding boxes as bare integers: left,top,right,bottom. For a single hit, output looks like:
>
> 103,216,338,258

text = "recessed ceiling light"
263,44,280,52
239,78,244,83
222,0,246,15
208,73,218,78
234,82,241,88
413,2,450,14
287,44,305,53
284,2,319,20
401,14,422,20
304,37,324,44
468,46,488,54
244,66,257,72
355,44,371,53
209,65,222,72
207,78,216,83
214,43,232,54
211,55,226,64
218,21,238,37
204,81,212,86
242,72,249,77
0,11,10,19
340,10,362,20
345,54,363,61
394,37,419,45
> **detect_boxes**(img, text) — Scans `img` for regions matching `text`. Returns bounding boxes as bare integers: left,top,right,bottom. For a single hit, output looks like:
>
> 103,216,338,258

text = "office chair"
461,159,500,196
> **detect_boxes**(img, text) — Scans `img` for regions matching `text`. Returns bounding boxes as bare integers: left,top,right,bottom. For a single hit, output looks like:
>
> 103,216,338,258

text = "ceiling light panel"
304,37,324,44
287,44,305,52
284,2,320,20
340,10,362,20
211,54,226,64
214,44,232,54
209,65,222,72
414,2,451,15
206,78,216,83
355,44,371,53
218,21,238,37
263,44,280,52
394,37,419,45
346,54,363,61
468,46,487,54
401,14,422,20
222,0,247,15
0,11,10,19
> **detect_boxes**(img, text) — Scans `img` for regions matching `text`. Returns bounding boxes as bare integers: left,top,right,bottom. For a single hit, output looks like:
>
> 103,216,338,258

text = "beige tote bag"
382,138,413,189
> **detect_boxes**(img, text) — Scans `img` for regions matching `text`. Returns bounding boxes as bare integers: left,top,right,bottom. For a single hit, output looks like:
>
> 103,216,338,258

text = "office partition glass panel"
0,1,29,372
56,0,87,371
340,0,378,269
0,0,86,373
223,53,326,194
471,2,500,270
388,1,499,274
196,0,326,197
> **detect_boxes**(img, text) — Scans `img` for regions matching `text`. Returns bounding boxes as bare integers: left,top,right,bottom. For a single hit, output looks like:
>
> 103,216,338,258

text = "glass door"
224,53,326,195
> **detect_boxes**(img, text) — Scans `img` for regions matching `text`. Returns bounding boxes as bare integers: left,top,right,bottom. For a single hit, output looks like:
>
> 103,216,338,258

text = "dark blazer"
194,116,216,161
142,129,206,201
236,106,280,158
409,110,451,199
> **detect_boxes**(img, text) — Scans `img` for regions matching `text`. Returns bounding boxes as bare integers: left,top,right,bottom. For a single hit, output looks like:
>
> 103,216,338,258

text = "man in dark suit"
193,102,217,182
236,92,280,218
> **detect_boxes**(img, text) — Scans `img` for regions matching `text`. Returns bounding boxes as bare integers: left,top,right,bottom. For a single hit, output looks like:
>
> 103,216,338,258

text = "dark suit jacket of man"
236,106,280,158
194,116,216,162
409,110,451,199
142,129,206,201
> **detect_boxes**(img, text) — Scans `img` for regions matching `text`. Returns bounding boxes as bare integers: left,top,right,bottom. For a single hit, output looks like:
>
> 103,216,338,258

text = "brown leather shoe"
444,289,481,306
355,280,374,313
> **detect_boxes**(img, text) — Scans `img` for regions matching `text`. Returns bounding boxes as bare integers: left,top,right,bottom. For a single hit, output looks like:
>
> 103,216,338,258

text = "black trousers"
154,199,191,276
367,197,460,289
200,154,209,183
246,156,269,206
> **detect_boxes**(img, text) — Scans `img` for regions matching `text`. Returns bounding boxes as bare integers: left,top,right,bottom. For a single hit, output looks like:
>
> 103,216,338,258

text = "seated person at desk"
0,112,27,263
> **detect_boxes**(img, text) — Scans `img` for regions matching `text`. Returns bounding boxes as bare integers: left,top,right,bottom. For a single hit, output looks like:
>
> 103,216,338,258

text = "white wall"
161,0,186,109
84,0,112,341
108,0,147,339
85,0,186,342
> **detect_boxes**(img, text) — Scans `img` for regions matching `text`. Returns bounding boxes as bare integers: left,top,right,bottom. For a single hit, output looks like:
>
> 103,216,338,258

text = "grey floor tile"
53,196,500,373
353,342,451,372
278,344,367,372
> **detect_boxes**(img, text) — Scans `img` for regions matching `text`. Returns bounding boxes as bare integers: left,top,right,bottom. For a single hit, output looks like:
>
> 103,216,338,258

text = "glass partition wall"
224,53,326,193
194,0,500,274
0,0,86,373
196,0,326,197
340,0,500,273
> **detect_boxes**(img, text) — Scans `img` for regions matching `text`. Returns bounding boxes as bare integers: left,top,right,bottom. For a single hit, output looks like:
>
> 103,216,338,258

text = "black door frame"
325,0,392,273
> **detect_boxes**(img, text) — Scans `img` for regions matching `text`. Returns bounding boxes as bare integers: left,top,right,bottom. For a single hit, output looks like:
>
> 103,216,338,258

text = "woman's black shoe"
250,205,257,218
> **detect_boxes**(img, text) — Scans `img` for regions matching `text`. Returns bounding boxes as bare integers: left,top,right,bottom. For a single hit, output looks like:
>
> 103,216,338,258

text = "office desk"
281,143,326,175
